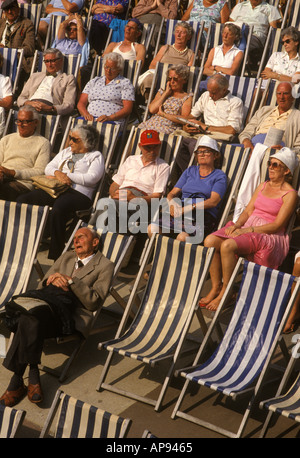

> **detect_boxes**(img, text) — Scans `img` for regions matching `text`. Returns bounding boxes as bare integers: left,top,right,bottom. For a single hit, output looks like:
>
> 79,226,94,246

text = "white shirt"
266,51,300,76
212,44,243,69
45,147,105,200
30,75,55,103
0,74,12,99
113,155,170,195
191,90,244,133
230,1,281,43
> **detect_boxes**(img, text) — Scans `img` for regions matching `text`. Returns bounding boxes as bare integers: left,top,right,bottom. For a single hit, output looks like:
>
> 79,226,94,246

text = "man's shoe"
27,383,43,404
0,384,27,407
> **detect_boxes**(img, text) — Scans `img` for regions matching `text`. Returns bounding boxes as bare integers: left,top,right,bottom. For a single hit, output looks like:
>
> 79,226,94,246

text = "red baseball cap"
139,130,161,145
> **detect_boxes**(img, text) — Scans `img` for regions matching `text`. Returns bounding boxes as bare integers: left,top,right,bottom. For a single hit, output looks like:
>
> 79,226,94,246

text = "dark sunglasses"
69,135,80,143
267,160,283,169
282,38,293,44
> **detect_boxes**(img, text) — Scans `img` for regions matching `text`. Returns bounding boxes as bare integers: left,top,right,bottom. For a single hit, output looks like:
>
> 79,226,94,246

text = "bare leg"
206,238,238,311
200,234,224,305
283,257,300,333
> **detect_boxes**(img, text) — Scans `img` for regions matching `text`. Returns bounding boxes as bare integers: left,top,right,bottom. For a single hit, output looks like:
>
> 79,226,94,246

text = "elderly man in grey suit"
17,48,77,117
0,227,114,407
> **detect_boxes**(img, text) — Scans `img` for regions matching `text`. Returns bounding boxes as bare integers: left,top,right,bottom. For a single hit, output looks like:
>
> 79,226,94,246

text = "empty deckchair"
40,389,131,438
172,258,300,438
0,201,49,310
0,404,26,438
39,224,135,382
259,338,300,437
97,234,215,411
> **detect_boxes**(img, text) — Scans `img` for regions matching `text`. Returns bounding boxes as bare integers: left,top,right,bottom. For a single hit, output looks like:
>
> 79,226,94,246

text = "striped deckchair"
59,118,121,215
0,201,49,310
90,56,142,88
0,405,26,438
0,47,24,94
31,49,81,78
171,258,300,438
40,389,131,438
39,223,135,382
161,19,204,64
3,109,61,148
143,62,200,121
259,338,300,437
97,234,215,411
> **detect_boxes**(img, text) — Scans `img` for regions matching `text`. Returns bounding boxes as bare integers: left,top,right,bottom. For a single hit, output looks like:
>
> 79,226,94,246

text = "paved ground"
1,242,300,440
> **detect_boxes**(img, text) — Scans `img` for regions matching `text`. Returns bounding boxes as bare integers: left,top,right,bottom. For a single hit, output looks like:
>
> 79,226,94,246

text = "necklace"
172,44,188,54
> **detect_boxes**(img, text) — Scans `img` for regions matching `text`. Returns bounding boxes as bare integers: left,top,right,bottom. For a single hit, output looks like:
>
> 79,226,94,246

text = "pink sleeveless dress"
212,181,296,269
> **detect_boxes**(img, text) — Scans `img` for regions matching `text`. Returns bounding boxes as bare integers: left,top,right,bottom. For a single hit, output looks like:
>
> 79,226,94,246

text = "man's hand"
46,272,72,291
0,165,15,178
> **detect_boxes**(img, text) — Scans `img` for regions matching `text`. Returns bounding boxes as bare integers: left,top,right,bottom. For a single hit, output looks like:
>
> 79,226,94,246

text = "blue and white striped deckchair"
59,118,121,213
0,404,26,438
281,0,300,28
193,74,262,124
259,338,300,437
162,19,204,64
257,27,282,78
40,223,135,382
97,234,215,411
3,109,61,148
0,47,24,94
90,56,142,88
40,389,131,438
31,49,81,78
0,201,49,310
19,3,42,35
143,62,200,121
172,258,300,438
105,19,156,56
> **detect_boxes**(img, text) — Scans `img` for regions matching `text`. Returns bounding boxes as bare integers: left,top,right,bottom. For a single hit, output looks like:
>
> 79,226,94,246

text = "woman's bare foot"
199,284,222,307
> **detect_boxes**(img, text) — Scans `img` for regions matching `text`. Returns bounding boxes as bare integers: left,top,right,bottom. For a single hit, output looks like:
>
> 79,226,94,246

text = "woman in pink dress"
200,147,299,311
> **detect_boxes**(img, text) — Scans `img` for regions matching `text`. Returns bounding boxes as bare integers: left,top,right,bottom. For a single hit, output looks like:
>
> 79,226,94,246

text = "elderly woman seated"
203,23,244,76
138,64,193,134
102,18,146,67
148,136,227,242
200,147,299,311
52,13,89,67
261,26,300,83
182,0,230,33
138,21,195,101
77,52,135,126
18,124,104,261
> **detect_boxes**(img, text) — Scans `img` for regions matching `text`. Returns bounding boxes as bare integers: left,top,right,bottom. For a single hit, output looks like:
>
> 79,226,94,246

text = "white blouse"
212,44,243,69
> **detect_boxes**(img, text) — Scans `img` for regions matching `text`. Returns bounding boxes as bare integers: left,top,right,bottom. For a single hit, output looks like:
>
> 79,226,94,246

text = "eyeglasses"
282,38,293,44
195,149,213,156
43,58,60,64
267,160,283,169
69,135,81,143
15,119,35,125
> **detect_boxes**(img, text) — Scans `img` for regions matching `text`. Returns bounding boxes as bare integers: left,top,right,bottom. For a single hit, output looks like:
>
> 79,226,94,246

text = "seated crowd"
0,0,300,411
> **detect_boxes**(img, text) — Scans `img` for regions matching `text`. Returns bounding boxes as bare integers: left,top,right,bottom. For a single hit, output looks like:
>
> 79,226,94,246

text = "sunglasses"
282,38,293,44
69,135,80,143
195,149,213,156
267,160,283,169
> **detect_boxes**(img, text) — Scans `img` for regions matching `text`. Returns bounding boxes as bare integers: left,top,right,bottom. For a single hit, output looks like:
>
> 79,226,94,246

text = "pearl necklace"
172,44,188,54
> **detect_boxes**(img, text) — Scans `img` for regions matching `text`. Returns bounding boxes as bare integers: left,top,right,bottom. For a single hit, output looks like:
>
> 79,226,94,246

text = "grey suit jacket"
38,250,114,338
17,71,77,116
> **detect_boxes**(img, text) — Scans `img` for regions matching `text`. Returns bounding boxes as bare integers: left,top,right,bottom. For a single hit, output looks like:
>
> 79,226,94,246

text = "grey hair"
18,105,40,121
281,26,300,43
167,64,190,81
103,52,124,73
175,21,193,38
71,124,100,151
207,73,229,90
43,48,63,60
222,23,242,44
